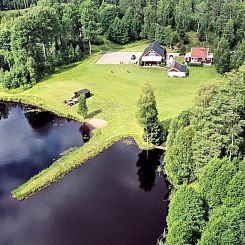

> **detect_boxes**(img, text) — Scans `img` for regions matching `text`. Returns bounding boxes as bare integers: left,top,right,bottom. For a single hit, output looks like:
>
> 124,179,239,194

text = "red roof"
191,48,209,58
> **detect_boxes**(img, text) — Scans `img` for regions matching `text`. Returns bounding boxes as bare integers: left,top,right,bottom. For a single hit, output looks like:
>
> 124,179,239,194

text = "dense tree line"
160,66,245,245
0,0,85,88
0,0,244,89
0,0,38,10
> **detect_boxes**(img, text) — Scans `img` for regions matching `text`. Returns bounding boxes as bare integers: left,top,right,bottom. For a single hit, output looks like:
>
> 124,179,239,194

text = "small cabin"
168,62,188,78
141,42,166,66
74,89,91,98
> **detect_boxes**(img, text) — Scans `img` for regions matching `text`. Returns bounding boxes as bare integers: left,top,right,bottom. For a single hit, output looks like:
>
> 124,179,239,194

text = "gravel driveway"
95,52,142,64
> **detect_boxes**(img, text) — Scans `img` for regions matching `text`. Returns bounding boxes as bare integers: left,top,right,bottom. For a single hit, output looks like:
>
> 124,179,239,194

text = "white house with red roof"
141,42,166,66
185,47,213,65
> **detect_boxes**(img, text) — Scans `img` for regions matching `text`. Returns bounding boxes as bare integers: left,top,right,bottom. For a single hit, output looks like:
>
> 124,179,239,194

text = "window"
149,50,155,55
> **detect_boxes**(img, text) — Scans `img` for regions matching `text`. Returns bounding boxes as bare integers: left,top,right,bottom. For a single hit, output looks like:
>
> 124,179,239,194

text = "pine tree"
230,40,245,70
214,38,230,74
222,19,235,48
165,126,195,187
80,0,97,55
136,83,163,145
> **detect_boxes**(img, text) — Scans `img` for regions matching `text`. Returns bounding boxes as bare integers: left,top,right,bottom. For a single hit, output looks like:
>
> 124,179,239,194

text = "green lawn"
0,41,221,200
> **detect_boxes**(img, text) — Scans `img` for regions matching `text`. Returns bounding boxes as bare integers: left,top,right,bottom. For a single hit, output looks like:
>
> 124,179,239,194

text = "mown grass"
0,40,221,200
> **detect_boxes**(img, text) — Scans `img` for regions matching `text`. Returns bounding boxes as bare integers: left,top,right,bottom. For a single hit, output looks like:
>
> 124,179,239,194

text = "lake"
0,102,169,245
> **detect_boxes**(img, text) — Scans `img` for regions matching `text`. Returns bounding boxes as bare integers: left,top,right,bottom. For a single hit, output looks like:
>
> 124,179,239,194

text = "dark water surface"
0,102,169,245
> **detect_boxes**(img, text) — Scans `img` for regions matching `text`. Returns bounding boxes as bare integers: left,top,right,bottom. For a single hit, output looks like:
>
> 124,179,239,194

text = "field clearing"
0,41,222,200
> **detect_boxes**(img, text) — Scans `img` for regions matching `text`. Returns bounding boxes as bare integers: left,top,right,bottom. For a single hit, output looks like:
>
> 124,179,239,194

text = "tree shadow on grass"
39,63,80,82
87,109,102,118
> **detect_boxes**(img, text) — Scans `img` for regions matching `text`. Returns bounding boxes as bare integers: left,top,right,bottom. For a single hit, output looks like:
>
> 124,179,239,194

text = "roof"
169,62,187,72
142,42,165,57
191,47,209,58
75,89,90,95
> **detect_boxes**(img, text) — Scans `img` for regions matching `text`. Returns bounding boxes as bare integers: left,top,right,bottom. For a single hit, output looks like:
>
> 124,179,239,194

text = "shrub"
78,95,88,118
92,35,104,45
188,63,204,67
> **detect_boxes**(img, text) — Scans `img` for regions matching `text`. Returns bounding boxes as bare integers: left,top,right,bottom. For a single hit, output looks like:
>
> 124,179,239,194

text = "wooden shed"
74,89,91,98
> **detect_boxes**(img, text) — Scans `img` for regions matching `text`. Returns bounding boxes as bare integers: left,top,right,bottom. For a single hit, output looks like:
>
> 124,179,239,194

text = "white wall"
141,56,162,62
168,71,186,77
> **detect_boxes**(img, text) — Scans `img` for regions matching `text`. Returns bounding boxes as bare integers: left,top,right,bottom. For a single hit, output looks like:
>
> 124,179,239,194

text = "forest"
0,0,244,89
160,65,245,245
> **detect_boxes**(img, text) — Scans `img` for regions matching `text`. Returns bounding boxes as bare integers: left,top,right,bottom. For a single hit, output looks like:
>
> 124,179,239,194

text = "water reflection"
0,140,168,245
0,102,9,120
136,149,163,192
0,103,169,245
79,124,91,142
25,110,55,128
0,102,86,197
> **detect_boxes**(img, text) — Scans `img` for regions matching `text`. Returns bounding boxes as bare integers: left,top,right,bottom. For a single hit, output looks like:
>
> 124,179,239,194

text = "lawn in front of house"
0,40,221,200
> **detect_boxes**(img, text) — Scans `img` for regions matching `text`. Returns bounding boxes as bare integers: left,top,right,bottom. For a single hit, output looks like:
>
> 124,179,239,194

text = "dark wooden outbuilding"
74,89,91,98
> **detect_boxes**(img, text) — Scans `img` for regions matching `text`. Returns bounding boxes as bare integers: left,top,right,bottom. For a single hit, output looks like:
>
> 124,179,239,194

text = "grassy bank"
0,40,221,200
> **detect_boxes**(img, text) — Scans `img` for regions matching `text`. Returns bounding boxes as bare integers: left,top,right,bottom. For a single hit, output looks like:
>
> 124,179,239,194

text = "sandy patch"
86,119,108,129
96,52,142,64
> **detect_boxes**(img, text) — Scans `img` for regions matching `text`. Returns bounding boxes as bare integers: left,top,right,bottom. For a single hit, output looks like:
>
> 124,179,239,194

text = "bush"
179,45,186,55
160,61,166,67
78,95,88,118
92,35,104,45
188,63,204,67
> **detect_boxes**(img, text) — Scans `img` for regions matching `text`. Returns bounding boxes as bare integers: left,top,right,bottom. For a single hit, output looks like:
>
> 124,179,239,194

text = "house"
141,42,166,66
74,89,91,98
185,47,213,65
168,62,188,78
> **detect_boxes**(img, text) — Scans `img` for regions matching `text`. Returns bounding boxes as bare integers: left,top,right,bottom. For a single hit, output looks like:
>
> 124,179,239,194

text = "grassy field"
0,40,221,200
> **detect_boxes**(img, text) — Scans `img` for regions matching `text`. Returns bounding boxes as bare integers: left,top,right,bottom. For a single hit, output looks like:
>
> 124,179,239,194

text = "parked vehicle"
131,54,136,60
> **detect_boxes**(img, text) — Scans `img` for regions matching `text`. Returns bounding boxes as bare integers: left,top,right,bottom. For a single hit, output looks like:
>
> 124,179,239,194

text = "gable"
144,49,160,57
142,42,165,57
169,68,180,72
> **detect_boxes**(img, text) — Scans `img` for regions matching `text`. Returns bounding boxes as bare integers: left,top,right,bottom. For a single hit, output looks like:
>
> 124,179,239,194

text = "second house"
141,42,166,66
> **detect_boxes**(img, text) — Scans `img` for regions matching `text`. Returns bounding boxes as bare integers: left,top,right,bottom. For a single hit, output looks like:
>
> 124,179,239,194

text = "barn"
185,47,213,65
141,42,166,66
168,62,188,78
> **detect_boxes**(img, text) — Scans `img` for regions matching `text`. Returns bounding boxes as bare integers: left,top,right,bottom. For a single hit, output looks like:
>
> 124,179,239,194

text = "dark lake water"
0,102,169,245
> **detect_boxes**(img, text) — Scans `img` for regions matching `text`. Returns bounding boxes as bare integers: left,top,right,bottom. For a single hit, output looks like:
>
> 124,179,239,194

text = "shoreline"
0,96,150,201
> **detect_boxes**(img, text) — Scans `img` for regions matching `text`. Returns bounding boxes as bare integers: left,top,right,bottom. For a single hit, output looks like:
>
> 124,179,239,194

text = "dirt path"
86,119,108,129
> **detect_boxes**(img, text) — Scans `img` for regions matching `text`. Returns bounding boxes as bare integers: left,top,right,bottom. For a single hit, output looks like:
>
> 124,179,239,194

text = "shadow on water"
136,149,164,192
